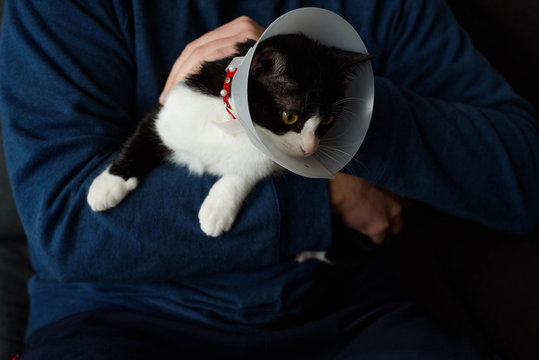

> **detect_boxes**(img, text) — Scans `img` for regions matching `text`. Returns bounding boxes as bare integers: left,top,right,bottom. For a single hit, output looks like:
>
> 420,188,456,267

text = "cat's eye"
320,115,335,126
281,111,299,125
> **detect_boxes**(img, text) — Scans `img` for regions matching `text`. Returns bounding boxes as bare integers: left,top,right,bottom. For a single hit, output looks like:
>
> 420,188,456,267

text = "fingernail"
159,92,167,104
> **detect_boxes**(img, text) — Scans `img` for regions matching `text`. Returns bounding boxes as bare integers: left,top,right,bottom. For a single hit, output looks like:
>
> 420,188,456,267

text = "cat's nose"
300,139,319,156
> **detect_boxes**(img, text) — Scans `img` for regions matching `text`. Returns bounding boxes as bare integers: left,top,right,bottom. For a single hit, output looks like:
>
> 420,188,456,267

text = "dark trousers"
20,218,499,360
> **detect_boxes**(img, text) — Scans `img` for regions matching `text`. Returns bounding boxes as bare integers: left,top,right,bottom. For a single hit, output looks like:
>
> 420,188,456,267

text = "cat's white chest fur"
155,83,277,179
154,83,278,236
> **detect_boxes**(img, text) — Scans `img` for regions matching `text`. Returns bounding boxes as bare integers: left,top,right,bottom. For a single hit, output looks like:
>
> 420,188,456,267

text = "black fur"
247,34,373,136
109,105,171,180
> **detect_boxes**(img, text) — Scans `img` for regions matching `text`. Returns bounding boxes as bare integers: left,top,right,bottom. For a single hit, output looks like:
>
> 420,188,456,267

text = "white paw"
87,169,138,212
295,251,330,264
197,175,255,237
198,195,237,237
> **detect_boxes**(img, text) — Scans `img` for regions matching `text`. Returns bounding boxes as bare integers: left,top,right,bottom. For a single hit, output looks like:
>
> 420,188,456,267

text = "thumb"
369,230,387,245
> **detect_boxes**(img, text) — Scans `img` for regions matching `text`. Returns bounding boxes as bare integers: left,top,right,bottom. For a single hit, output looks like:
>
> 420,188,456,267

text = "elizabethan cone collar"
230,7,374,179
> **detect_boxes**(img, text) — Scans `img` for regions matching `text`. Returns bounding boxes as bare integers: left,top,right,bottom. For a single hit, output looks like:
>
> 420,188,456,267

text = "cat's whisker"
318,151,363,175
320,137,346,145
331,106,357,120
333,97,368,106
317,148,357,168
337,111,357,118
320,135,350,144
318,145,368,167
320,142,353,149
320,127,357,143
320,134,351,144
317,147,369,174
317,149,348,166
318,145,354,159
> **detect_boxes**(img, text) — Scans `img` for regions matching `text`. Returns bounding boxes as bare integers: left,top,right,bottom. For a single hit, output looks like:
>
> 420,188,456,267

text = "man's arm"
349,0,539,232
0,1,327,282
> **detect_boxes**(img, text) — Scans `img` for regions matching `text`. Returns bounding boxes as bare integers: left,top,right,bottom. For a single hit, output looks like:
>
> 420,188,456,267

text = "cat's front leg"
87,167,138,211
87,106,167,212
199,175,257,237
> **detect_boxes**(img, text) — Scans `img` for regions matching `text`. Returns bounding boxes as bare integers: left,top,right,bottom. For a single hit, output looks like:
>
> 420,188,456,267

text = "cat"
87,33,373,237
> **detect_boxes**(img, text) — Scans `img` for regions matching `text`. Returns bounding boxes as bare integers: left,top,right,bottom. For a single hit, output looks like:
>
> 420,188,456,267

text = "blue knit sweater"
0,0,537,339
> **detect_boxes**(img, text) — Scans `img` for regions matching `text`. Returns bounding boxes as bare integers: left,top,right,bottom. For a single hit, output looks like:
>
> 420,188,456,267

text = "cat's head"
247,34,373,157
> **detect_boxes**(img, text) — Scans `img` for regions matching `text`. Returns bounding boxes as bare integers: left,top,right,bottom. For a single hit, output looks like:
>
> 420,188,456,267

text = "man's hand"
159,16,264,104
329,173,405,244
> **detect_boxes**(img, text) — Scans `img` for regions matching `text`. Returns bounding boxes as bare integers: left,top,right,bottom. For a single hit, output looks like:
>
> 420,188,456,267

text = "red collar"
220,66,238,120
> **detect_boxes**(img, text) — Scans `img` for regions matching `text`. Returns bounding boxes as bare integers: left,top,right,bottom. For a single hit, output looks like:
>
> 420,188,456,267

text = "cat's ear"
250,48,291,78
333,50,375,76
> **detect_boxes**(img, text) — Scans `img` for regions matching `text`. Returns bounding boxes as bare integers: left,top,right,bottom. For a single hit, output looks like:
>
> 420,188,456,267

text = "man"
1,0,537,358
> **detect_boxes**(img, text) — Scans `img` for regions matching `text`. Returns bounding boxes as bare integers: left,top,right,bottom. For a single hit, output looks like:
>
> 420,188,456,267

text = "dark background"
446,0,539,114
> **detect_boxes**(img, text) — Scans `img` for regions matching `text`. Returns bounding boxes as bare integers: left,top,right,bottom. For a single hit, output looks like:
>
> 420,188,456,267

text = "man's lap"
20,240,497,360
20,301,494,359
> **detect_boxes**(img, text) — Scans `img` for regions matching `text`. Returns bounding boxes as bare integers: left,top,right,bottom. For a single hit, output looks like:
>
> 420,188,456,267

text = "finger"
160,39,241,103
187,16,263,51
179,37,243,75
160,61,184,103
369,230,387,245
176,28,254,75
168,16,263,84
160,18,264,103
390,214,404,235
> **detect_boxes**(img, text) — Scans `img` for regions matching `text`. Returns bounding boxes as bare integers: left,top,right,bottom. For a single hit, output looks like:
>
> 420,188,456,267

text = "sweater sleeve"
353,0,539,233
0,1,330,282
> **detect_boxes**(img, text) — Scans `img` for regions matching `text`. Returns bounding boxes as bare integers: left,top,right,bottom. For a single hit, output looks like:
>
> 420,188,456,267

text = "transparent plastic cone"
229,7,374,179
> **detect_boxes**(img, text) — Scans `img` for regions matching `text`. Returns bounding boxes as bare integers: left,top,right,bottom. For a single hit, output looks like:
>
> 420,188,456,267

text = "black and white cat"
87,34,373,237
